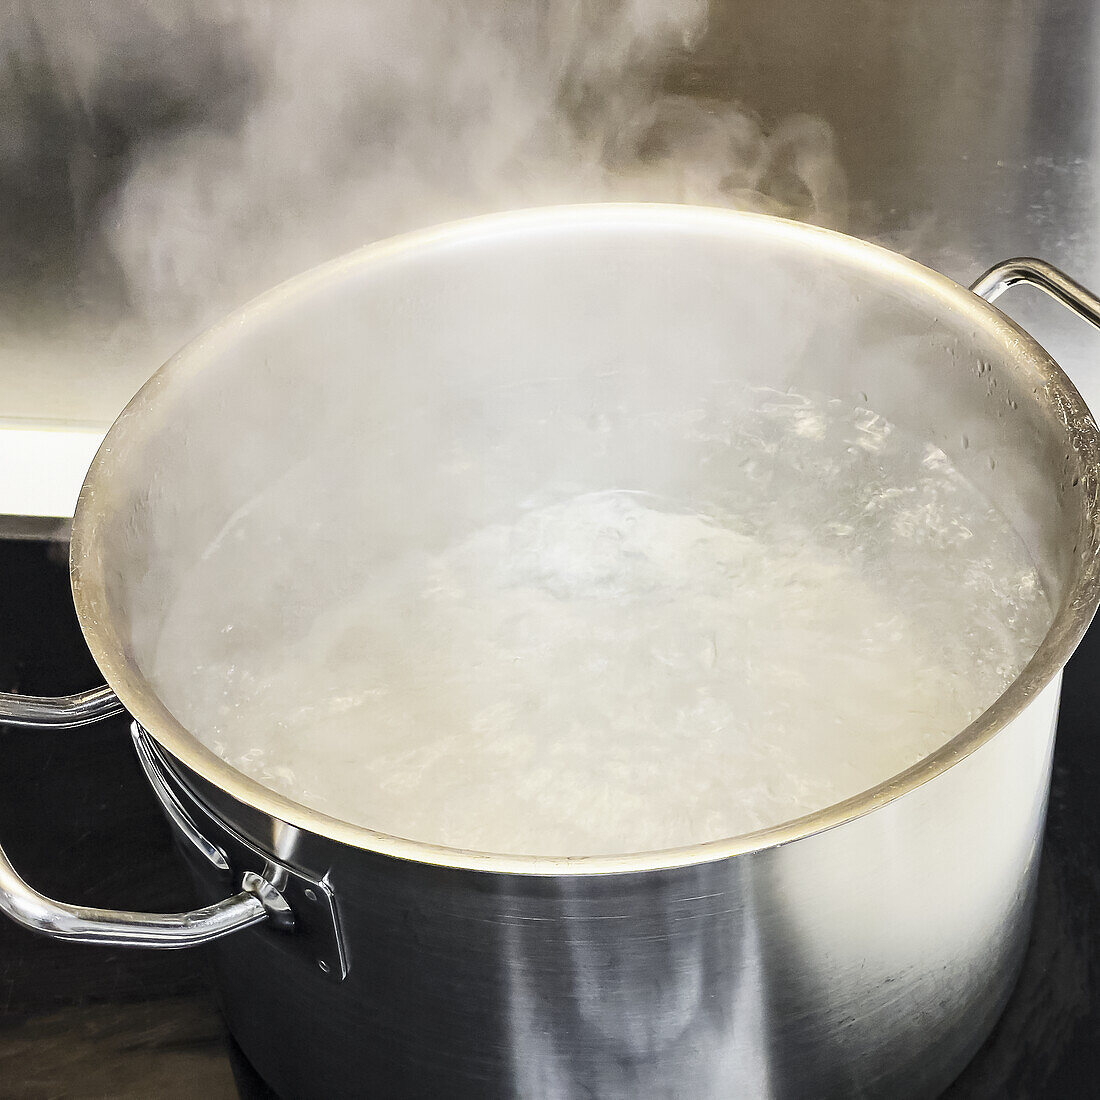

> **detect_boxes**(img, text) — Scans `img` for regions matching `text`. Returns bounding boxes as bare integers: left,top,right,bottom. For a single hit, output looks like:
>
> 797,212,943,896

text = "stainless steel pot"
2,206,1100,1098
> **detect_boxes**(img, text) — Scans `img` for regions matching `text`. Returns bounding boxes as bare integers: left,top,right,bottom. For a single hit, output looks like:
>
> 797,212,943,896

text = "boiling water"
150,389,1052,856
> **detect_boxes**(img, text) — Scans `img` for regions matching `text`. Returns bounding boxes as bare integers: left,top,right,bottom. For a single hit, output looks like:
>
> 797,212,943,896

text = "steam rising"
11,0,847,327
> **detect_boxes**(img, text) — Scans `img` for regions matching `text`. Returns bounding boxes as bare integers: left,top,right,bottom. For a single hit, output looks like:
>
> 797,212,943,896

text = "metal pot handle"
0,697,270,946
0,685,124,728
0,853,268,947
971,257,1100,327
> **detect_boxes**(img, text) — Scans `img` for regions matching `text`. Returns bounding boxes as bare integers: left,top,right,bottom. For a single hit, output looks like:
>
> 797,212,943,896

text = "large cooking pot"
2,206,1100,1098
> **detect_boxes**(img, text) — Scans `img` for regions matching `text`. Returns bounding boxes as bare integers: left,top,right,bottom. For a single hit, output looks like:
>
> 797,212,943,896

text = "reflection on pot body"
499,864,773,1096
496,674,1055,1097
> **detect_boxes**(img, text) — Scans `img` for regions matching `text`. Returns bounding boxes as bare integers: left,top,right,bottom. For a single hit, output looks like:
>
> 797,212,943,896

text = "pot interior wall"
75,209,1091,745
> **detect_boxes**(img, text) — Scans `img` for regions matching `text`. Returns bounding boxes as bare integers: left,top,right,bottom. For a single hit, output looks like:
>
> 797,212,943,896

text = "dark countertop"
0,541,271,1099
1,537,1099,1098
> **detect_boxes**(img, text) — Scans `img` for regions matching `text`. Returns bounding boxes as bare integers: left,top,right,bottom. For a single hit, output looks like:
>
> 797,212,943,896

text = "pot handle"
970,257,1100,328
0,696,271,946
0,685,125,728
0,851,268,947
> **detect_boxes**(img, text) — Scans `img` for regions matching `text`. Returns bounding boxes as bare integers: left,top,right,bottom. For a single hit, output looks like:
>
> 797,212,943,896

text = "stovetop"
1,537,1098,1098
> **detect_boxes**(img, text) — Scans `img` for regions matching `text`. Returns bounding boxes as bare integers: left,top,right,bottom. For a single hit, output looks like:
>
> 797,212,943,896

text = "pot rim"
70,202,1100,876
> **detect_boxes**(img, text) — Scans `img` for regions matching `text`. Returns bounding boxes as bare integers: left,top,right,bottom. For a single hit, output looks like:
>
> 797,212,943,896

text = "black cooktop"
1,538,1098,1099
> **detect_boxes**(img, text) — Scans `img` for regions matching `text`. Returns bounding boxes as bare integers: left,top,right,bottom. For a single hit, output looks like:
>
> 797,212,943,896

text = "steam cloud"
7,0,848,330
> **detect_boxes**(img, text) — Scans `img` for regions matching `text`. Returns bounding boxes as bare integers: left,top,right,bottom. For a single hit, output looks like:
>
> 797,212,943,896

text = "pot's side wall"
158,675,1059,1099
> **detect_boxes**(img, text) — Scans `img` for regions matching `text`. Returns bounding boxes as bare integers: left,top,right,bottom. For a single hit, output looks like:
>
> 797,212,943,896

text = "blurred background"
1,0,1098,522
